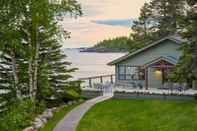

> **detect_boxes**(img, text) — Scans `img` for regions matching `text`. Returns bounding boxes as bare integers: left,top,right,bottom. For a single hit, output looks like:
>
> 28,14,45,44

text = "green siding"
118,40,181,66
115,40,182,88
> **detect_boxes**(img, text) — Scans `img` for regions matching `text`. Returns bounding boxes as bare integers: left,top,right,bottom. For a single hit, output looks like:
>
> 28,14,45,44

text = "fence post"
89,78,92,88
100,76,103,83
111,75,113,84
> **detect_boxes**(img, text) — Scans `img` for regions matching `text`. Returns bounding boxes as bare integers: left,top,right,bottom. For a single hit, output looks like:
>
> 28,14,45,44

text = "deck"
79,74,197,97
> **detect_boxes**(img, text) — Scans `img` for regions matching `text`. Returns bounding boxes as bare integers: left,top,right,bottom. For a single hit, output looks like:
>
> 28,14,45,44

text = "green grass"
77,99,197,131
39,102,82,131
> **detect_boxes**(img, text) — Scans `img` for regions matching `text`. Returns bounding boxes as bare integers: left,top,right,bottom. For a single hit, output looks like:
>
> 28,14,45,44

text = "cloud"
61,0,150,48
91,19,134,27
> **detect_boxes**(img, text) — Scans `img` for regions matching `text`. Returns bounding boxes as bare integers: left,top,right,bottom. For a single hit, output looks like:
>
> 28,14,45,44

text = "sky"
61,0,150,48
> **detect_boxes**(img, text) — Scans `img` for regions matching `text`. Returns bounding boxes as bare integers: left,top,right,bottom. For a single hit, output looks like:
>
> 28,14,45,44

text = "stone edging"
23,99,84,131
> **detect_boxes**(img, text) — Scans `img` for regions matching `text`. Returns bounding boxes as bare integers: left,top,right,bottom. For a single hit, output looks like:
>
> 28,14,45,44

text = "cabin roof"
143,56,177,68
108,36,185,65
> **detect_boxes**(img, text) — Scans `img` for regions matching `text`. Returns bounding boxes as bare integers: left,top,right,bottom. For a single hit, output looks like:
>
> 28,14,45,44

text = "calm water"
64,49,126,80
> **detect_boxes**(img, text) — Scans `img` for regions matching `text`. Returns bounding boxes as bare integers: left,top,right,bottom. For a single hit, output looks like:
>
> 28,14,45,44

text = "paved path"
54,95,112,131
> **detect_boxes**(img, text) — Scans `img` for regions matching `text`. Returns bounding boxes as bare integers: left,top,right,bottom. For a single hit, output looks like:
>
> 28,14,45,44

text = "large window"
118,65,145,80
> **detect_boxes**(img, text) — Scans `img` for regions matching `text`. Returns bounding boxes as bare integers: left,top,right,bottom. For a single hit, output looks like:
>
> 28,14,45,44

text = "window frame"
118,65,135,80
118,65,145,81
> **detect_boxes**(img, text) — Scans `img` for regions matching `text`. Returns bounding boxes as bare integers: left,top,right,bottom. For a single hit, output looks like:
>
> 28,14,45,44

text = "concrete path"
54,95,112,131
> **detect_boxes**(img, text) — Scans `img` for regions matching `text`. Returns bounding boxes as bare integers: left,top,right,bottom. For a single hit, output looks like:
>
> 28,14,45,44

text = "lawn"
77,99,197,131
39,102,83,131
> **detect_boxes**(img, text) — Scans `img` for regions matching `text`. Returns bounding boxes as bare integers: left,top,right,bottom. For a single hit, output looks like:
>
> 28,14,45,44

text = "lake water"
64,49,126,80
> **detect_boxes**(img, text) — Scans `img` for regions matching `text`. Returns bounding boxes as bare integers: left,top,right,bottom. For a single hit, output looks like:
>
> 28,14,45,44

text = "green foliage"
97,0,186,53
94,36,135,52
130,0,185,49
0,3,83,131
0,0,82,109
172,1,197,86
0,99,38,131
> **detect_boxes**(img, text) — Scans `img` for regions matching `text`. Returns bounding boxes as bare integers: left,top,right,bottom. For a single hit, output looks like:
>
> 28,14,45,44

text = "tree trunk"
33,41,40,99
29,12,39,100
28,58,34,99
10,50,20,98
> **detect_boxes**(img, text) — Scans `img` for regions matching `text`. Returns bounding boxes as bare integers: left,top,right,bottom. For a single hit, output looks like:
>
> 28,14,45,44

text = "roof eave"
107,36,184,65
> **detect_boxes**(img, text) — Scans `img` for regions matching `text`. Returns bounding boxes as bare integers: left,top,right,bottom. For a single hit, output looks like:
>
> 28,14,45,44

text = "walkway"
54,95,113,131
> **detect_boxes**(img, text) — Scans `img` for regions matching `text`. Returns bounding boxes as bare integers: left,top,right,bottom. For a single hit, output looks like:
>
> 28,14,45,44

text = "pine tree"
0,0,82,107
0,53,15,111
149,0,185,37
17,0,82,100
36,23,79,102
173,1,197,87
130,0,185,50
0,1,27,110
131,2,154,47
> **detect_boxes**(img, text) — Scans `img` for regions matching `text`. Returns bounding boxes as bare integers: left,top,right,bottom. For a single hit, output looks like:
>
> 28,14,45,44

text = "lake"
64,49,126,80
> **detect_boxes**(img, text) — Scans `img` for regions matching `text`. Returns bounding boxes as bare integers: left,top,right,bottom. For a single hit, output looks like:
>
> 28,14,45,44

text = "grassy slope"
39,102,82,131
77,99,197,131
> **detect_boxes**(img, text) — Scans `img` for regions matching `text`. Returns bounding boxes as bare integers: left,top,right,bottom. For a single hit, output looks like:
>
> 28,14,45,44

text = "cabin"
108,36,185,89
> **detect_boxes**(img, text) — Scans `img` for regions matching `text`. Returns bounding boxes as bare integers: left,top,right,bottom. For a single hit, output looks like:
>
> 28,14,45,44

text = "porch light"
154,69,162,80
155,70,162,75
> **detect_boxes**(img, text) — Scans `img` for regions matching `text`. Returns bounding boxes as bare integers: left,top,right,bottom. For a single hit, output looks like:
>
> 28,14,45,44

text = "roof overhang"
107,36,184,66
143,56,177,68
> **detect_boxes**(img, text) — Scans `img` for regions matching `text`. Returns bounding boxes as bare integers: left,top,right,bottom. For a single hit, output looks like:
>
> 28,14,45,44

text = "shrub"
0,99,40,131
194,94,197,100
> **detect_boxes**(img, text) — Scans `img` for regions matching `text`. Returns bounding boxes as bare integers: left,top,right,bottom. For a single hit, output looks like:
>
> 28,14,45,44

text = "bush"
0,99,44,131
194,94,197,100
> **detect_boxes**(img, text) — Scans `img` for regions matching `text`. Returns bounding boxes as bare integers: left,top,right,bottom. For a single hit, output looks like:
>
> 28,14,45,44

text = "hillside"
81,37,134,52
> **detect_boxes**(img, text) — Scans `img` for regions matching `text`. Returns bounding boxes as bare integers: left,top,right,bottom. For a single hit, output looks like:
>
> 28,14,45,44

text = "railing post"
89,78,92,88
100,76,103,83
111,75,113,84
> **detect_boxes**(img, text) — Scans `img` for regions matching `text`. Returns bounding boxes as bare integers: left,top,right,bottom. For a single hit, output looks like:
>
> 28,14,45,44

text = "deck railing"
79,74,115,89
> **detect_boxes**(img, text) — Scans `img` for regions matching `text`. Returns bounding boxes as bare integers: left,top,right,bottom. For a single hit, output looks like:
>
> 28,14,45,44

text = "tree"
94,37,134,52
149,0,185,37
36,23,79,102
0,0,30,102
0,0,82,104
130,0,185,50
131,2,154,48
15,0,81,100
173,1,197,87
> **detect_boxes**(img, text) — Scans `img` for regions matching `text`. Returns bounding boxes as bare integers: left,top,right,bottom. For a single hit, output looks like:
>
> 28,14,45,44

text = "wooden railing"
79,74,115,88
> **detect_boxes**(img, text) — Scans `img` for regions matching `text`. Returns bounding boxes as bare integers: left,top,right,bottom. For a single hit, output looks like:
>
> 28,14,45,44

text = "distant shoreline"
79,47,128,53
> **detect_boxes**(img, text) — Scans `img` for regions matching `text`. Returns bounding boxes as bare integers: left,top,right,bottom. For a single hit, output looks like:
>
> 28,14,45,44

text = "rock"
51,107,57,112
41,117,47,124
42,109,53,119
33,118,44,129
23,127,35,131
68,101,73,105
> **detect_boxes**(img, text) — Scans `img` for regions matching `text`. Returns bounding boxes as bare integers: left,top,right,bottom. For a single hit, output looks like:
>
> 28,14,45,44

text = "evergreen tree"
130,0,185,50
149,0,185,37
131,2,154,48
37,23,79,102
0,0,28,110
0,0,82,106
0,53,15,111
173,1,197,87
94,36,134,52
12,0,81,100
